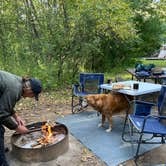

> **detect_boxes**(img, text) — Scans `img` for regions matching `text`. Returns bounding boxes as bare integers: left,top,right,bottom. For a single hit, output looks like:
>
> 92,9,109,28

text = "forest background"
0,0,166,90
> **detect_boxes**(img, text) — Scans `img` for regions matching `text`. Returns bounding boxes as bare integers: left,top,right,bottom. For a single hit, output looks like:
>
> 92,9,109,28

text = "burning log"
37,121,57,145
29,121,60,148
31,142,42,148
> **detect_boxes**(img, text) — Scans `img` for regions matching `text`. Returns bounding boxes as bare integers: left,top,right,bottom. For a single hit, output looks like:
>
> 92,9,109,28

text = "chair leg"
71,86,75,114
161,136,165,143
122,110,129,142
71,95,80,114
71,95,74,114
78,97,88,112
135,133,143,159
128,118,135,155
71,96,84,114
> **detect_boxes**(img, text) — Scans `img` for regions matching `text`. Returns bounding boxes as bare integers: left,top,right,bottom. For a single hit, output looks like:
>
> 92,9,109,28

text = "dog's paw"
98,123,103,128
106,128,112,132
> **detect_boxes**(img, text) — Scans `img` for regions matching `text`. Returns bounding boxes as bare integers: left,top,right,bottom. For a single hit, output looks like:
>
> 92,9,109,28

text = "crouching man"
0,70,42,166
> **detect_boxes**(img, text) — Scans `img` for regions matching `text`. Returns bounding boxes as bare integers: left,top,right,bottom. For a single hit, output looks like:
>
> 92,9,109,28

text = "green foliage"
0,0,165,89
130,0,165,56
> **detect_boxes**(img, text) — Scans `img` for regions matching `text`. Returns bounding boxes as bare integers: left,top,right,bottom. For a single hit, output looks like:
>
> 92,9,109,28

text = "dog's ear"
84,95,90,103
85,95,91,100
86,95,95,105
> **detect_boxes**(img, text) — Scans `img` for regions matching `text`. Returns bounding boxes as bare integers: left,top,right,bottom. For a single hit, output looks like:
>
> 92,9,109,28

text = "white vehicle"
158,44,166,59
144,44,166,60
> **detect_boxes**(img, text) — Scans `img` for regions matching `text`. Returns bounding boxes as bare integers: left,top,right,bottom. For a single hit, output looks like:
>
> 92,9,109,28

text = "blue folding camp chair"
122,86,166,160
71,73,104,114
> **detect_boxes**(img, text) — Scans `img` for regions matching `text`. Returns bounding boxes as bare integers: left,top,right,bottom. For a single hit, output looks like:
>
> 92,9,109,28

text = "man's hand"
13,113,25,126
13,113,29,134
15,125,29,134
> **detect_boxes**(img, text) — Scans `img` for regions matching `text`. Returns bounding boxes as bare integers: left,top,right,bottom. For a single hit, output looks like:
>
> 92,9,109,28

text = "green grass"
105,70,131,82
140,59,166,67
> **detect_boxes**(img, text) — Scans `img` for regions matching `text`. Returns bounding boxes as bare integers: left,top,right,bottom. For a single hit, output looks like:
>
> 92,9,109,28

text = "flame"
38,121,55,145
42,123,53,141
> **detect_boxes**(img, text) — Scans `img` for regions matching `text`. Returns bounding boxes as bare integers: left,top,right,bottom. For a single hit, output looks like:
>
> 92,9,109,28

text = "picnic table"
126,68,166,84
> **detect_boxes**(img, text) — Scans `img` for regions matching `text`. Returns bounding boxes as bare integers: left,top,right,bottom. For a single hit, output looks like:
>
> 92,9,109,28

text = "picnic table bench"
126,68,166,84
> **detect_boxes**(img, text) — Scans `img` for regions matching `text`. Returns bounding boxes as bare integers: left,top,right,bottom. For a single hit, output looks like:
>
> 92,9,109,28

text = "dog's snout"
82,98,88,107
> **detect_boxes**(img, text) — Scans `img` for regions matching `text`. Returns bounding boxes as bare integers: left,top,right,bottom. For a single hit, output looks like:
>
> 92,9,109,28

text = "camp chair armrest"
144,115,166,119
142,115,166,121
157,115,166,120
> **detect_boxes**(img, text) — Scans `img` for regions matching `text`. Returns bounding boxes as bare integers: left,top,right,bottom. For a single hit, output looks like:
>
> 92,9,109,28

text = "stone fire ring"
11,122,69,162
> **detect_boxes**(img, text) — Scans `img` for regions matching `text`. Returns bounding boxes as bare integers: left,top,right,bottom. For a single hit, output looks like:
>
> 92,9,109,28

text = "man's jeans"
0,125,9,166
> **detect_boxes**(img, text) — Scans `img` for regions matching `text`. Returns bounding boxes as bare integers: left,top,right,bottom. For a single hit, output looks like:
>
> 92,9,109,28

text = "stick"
14,128,41,136
31,142,42,148
13,123,62,136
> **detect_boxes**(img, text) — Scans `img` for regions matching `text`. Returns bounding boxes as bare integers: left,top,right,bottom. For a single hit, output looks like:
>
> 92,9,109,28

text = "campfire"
40,121,54,144
31,121,59,148
11,121,69,162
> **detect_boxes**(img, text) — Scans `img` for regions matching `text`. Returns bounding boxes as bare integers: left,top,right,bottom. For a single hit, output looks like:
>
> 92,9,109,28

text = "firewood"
32,145,42,149
31,142,41,148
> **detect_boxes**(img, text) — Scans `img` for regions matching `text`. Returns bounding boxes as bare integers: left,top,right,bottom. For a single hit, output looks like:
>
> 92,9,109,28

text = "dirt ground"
5,92,106,166
4,91,166,166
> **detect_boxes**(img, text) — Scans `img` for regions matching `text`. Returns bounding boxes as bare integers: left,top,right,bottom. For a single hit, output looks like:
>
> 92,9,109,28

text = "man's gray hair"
23,80,31,89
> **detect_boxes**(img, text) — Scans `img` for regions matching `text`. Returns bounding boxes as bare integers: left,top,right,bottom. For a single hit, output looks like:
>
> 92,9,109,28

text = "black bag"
135,71,150,77
135,63,155,72
135,63,145,72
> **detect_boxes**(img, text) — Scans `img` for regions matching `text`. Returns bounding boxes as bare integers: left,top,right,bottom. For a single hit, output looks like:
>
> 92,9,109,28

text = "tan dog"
84,92,130,132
